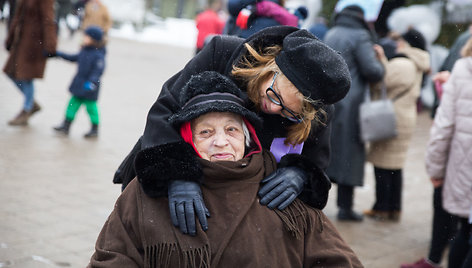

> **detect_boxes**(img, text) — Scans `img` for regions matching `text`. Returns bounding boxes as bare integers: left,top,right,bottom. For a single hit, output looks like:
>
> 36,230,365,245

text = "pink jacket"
425,57,472,218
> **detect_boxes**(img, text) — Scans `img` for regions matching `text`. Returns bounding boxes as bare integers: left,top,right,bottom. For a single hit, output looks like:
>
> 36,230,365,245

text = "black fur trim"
134,141,203,197
279,154,332,209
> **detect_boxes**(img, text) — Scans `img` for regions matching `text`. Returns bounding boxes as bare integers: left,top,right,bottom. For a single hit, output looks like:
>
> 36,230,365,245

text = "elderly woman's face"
192,112,246,162
259,72,304,122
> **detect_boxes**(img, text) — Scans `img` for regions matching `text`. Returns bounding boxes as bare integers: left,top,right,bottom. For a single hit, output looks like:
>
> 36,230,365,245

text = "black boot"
53,119,72,135
84,124,98,138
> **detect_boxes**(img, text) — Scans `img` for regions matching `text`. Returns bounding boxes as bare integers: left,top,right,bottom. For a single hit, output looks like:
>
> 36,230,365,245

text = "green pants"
65,96,99,125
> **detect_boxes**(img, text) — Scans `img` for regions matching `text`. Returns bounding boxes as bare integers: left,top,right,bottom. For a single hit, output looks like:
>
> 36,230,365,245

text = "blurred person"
52,26,106,138
113,26,351,236
3,0,57,126
89,71,363,268
0,0,15,30
308,16,328,40
423,36,472,268
195,0,225,54
224,0,306,38
55,0,76,37
364,29,430,222
323,5,385,221
81,0,111,36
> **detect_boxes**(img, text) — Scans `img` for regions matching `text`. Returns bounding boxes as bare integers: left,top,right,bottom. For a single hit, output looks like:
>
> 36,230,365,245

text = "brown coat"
89,151,363,268
3,0,57,80
81,0,112,33
367,46,430,169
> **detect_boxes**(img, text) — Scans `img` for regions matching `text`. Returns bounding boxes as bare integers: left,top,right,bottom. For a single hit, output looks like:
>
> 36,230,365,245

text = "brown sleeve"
40,0,57,53
88,180,144,268
303,211,364,268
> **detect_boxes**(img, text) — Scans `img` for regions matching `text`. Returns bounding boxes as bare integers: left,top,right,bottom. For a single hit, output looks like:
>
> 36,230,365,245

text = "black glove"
168,180,210,236
43,50,56,58
258,166,306,210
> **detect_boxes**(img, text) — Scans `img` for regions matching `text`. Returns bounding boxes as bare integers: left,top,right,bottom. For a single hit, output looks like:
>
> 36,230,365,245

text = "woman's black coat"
115,26,333,209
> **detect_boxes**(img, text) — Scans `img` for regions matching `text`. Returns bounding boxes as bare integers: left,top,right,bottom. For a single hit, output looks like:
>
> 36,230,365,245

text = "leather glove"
83,81,96,91
258,167,306,210
168,180,210,236
236,5,256,29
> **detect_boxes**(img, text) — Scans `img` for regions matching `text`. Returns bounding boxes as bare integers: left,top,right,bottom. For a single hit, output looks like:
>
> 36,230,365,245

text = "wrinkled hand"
168,180,210,236
258,167,306,210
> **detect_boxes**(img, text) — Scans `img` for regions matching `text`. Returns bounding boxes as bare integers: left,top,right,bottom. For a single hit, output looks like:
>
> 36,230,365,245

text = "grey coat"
323,15,384,186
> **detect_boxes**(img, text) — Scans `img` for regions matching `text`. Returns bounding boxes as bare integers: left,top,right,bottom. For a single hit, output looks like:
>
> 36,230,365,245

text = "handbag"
359,83,397,142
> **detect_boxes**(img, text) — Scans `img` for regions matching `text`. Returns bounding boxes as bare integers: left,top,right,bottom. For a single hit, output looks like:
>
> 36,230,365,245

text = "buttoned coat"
425,57,472,218
3,0,57,80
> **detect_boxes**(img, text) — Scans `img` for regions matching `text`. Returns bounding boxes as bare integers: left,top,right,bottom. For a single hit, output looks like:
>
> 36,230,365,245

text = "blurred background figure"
324,4,385,222
365,29,430,222
3,0,57,126
52,26,106,138
0,0,15,30
195,0,225,54
224,0,307,38
81,0,111,37
423,36,472,268
307,16,327,40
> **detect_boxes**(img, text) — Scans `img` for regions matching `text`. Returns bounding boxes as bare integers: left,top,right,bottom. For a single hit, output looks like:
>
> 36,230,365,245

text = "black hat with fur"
169,71,262,128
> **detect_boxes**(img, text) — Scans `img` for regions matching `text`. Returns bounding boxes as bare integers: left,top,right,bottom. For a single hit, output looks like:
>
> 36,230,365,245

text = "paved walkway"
0,23,443,267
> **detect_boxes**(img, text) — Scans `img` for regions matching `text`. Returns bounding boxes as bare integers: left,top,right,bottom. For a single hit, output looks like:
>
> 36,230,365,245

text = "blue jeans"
10,77,34,112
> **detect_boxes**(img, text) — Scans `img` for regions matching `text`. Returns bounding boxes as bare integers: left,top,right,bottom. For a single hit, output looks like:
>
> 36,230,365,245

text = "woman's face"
258,72,304,120
192,112,246,162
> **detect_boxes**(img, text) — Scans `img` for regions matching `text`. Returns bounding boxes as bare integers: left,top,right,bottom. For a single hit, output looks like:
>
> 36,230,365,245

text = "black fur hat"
168,71,262,128
275,29,351,105
402,28,427,51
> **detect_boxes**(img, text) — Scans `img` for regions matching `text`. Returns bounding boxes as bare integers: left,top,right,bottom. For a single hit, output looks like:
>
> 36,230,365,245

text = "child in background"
53,25,106,138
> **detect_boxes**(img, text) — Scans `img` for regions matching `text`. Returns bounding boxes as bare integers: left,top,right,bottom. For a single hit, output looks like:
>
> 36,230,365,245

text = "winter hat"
275,29,351,105
402,28,427,51
168,71,262,129
85,26,104,42
379,37,398,60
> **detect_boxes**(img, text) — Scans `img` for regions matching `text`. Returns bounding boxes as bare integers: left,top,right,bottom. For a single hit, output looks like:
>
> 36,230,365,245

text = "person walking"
323,5,385,221
113,26,351,236
423,37,472,268
364,29,430,221
53,26,106,138
195,0,225,54
89,71,363,268
3,0,57,126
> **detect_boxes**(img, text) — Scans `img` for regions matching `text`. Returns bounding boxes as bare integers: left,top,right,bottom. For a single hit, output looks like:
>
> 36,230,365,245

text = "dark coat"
56,46,106,101
323,13,385,186
3,0,57,80
225,0,282,38
90,151,363,268
118,26,333,209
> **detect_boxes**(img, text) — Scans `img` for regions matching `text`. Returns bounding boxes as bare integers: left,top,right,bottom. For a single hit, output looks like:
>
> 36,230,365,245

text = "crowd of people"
3,0,472,267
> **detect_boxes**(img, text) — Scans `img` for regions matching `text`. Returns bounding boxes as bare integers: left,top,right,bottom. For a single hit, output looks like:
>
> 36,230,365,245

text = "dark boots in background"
84,124,98,138
53,119,72,135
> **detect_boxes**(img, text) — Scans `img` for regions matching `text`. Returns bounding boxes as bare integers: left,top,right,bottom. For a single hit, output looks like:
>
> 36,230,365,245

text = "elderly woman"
115,26,351,235
89,72,362,268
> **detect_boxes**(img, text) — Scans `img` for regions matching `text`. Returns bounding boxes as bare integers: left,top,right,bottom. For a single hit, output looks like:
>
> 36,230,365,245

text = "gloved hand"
236,5,256,29
168,180,210,236
83,81,96,91
43,50,56,58
258,166,306,210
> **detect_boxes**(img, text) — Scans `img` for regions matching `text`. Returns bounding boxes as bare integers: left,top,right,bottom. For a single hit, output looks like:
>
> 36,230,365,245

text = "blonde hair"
460,37,472,57
232,43,326,145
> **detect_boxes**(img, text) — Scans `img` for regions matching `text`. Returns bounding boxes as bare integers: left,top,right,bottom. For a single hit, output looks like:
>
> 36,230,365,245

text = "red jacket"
196,9,224,49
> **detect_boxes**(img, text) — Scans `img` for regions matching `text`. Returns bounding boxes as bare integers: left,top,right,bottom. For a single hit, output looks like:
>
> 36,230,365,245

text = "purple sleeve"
255,1,298,27
270,137,304,163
